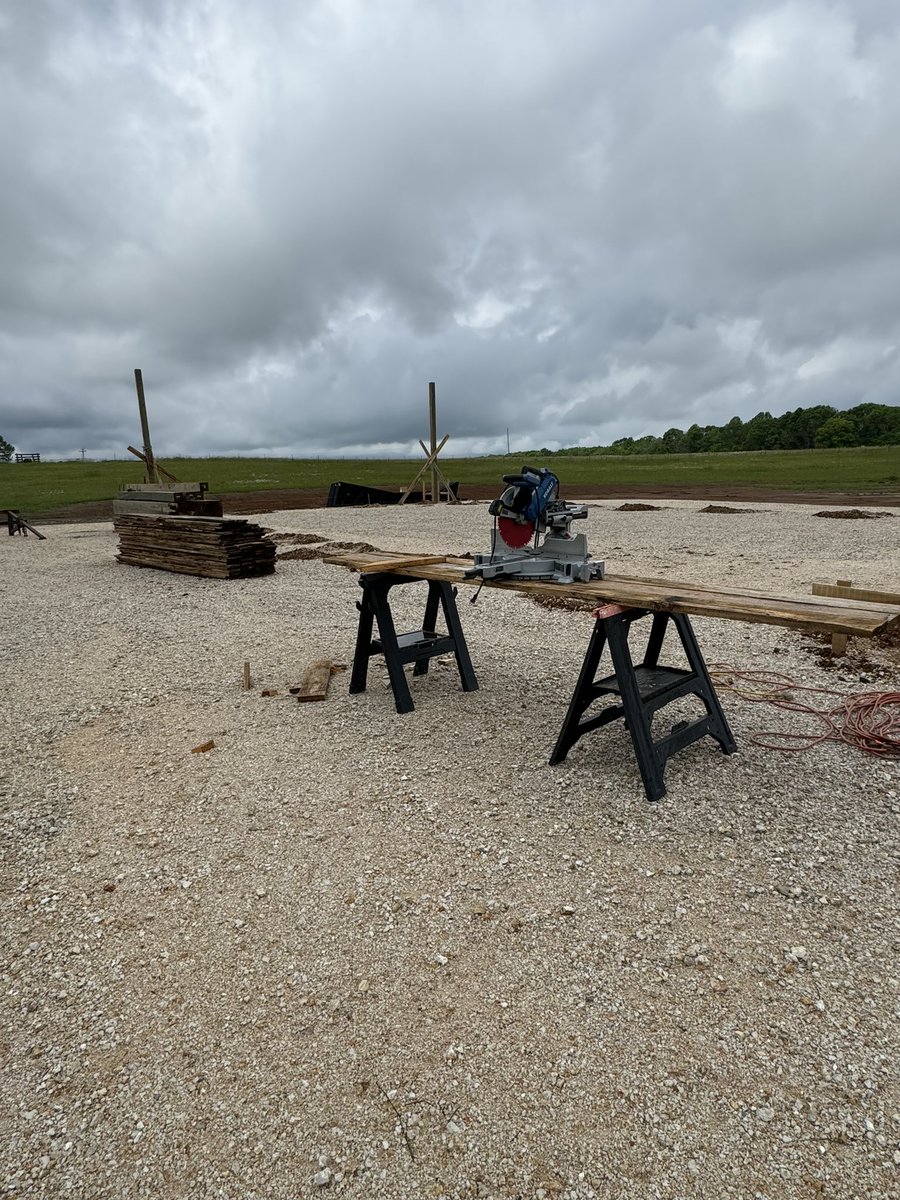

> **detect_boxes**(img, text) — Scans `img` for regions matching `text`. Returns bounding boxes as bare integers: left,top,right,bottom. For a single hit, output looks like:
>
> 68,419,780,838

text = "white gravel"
2,500,899,1200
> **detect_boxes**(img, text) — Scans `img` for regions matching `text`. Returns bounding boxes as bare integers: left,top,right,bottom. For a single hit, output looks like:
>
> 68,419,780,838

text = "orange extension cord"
708,665,900,758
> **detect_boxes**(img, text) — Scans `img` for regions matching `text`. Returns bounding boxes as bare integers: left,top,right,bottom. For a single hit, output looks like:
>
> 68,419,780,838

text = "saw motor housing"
466,465,604,584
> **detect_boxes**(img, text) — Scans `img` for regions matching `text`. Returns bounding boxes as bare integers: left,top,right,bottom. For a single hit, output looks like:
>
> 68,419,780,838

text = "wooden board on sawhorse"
550,603,736,802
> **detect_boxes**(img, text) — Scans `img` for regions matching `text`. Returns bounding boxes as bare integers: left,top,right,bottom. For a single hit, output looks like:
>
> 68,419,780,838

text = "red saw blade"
497,515,535,549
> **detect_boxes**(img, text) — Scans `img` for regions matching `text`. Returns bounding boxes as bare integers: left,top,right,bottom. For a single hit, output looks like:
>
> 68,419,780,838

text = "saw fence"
324,549,900,802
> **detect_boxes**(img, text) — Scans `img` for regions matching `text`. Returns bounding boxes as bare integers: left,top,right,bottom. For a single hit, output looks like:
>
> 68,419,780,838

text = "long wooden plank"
322,551,900,637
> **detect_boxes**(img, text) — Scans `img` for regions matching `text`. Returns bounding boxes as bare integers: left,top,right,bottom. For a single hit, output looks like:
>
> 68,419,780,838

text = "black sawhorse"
349,573,478,713
550,604,736,801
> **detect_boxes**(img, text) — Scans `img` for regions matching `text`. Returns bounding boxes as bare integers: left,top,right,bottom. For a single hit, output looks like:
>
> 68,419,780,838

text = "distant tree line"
531,403,900,457
0,434,13,462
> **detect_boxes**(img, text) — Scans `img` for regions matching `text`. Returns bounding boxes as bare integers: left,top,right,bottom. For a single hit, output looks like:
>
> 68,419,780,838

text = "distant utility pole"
506,428,510,454
80,448,86,462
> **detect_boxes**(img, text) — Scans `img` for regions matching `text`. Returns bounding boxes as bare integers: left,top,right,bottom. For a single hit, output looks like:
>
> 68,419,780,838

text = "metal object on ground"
465,465,604,584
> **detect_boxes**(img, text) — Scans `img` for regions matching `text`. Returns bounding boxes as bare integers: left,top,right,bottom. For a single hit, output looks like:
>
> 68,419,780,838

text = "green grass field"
1,446,898,513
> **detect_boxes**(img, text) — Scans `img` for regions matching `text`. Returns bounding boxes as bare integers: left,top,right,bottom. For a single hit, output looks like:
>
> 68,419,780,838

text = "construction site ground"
31,482,900,524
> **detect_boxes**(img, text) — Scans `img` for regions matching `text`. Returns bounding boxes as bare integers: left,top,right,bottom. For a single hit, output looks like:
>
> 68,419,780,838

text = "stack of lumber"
114,515,275,579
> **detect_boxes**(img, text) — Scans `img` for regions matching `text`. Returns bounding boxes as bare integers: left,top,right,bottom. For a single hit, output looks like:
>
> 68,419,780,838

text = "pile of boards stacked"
114,514,275,579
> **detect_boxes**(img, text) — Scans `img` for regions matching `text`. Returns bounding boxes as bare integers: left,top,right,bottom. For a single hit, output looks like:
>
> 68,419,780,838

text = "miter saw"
465,465,605,584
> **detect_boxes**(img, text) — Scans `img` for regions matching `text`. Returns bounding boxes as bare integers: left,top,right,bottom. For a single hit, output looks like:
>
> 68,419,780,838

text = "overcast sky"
2,0,899,460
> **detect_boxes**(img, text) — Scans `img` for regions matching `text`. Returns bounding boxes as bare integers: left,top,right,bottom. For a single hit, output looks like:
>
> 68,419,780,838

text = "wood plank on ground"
291,660,335,702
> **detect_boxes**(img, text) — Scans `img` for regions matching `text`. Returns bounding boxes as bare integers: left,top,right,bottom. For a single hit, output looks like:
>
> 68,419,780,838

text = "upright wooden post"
134,369,161,485
428,382,437,503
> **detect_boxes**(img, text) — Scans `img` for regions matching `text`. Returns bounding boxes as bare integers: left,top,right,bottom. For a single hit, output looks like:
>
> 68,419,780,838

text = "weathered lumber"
811,581,900,656
114,514,275,579
321,550,900,639
812,582,900,605
360,554,449,572
291,660,335,702
4,510,47,540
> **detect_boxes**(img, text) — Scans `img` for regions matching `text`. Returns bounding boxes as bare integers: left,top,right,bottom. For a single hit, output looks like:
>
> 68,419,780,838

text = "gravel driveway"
2,501,899,1199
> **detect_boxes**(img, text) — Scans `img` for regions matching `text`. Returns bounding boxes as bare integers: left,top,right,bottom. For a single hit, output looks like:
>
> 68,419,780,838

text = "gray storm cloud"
1,0,898,458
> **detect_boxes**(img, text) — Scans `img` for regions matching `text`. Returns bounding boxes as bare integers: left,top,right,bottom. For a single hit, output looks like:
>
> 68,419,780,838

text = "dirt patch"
268,532,328,545
814,508,895,519
699,504,757,515
275,537,378,562
29,482,900,524
615,502,663,512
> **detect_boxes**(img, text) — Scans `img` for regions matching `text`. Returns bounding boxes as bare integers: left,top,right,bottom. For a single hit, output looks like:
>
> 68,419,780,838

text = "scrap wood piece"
361,554,448,573
191,739,215,753
291,659,337,702
812,581,900,606
812,580,900,657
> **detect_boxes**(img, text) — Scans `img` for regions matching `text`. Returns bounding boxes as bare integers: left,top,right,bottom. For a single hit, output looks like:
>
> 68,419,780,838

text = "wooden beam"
812,582,900,605
399,435,450,504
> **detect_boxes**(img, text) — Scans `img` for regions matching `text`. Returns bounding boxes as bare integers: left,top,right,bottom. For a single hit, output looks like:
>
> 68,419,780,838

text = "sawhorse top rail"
322,550,900,640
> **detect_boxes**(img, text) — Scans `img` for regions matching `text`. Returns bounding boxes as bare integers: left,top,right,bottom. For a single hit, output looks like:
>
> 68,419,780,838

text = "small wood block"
243,661,251,690
831,633,849,657
191,739,215,753
294,659,334,702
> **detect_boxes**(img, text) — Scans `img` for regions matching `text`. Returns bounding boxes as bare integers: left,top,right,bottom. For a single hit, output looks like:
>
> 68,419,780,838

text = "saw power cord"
708,664,900,758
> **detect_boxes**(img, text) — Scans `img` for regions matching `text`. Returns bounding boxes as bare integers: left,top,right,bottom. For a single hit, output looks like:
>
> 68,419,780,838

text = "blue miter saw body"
465,465,605,584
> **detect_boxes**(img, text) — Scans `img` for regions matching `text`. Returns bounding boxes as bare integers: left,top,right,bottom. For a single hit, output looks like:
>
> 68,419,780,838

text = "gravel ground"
2,500,899,1200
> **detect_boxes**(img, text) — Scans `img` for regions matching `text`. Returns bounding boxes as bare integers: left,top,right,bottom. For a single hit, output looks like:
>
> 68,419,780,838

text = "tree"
0,434,13,463
815,415,859,449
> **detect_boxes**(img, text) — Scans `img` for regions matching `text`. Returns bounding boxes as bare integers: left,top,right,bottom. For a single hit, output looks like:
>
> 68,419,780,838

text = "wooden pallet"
114,514,275,579
322,550,900,639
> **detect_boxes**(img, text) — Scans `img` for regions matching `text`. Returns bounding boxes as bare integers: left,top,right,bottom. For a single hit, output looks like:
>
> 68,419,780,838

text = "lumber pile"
114,514,275,579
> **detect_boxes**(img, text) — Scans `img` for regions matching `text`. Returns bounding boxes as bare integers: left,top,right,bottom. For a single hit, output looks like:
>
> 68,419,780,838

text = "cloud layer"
2,0,899,458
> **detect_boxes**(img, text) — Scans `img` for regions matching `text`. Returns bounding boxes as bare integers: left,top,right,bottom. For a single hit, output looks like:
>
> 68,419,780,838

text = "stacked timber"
114,515,275,579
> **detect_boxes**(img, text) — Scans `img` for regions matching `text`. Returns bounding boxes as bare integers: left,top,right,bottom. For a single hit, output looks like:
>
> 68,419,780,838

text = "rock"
756,1105,775,1123
312,1167,332,1187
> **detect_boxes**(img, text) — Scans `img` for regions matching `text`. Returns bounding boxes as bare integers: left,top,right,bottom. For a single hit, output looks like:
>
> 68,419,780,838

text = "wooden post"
134,369,161,485
242,661,251,690
428,382,437,503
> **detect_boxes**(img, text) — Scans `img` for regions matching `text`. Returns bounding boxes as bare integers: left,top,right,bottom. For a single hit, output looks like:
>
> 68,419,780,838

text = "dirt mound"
699,504,757,515
275,537,379,562
616,502,662,512
814,508,895,519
